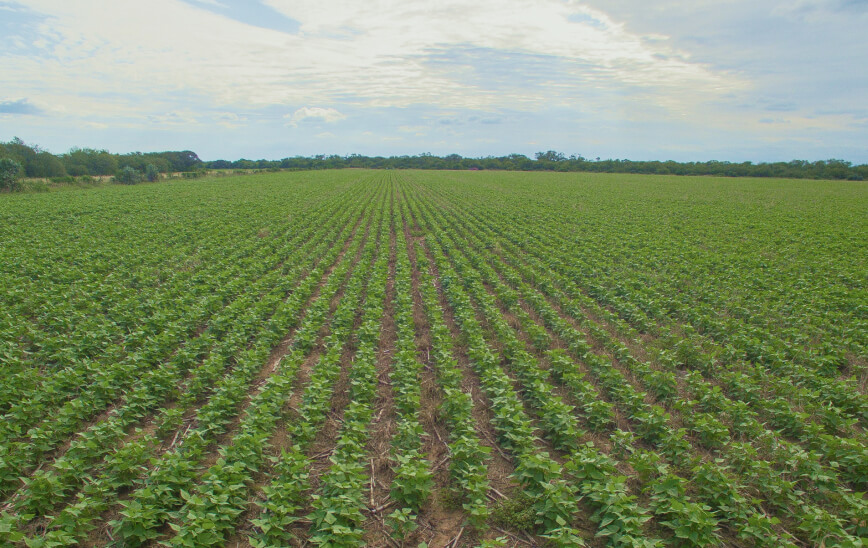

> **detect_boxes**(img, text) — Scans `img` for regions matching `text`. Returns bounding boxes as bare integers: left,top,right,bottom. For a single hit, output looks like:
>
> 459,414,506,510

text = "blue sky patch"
1,0,866,163
0,2,59,56
0,98,42,115
179,0,300,34
567,12,607,29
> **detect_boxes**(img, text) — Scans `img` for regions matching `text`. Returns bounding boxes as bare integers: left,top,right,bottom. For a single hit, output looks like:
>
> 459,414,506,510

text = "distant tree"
822,159,852,180
3,137,868,182
0,158,23,191
501,153,532,171
65,163,88,176
144,163,160,182
116,166,143,185
116,152,147,172
535,150,567,162
144,155,171,173
158,150,202,172
62,148,117,176
30,152,67,177
208,159,232,169
2,137,38,176
443,154,463,169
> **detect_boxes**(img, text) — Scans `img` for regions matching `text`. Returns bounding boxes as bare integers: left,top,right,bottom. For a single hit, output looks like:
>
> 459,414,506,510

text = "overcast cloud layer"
1,0,866,162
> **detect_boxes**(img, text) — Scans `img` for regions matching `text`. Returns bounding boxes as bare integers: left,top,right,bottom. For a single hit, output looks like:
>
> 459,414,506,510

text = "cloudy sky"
1,0,866,162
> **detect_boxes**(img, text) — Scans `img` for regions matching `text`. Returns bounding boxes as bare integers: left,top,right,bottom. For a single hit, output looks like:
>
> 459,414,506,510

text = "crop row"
306,182,393,546
0,170,863,546
252,178,389,547
2,175,380,546
166,181,391,547
403,174,864,545
0,189,366,504
420,175,868,515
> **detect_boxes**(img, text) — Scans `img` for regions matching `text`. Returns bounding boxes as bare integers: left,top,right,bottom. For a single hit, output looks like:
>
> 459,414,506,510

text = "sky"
1,0,867,162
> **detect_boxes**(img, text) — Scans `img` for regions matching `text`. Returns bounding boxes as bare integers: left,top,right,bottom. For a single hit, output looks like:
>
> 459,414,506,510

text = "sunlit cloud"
285,107,346,127
6,0,737,117
0,0,865,161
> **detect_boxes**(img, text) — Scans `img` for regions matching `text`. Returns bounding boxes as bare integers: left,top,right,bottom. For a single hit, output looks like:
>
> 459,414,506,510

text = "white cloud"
398,125,427,133
147,110,199,125
213,112,246,128
4,0,739,121
285,107,346,127
3,0,865,161
187,0,226,7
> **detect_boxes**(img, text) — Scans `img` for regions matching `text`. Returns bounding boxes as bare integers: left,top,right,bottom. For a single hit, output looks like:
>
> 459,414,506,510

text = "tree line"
2,137,865,192
210,151,866,180
0,137,202,190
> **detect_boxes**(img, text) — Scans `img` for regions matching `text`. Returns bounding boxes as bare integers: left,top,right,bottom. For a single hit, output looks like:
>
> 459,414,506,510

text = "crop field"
0,170,865,547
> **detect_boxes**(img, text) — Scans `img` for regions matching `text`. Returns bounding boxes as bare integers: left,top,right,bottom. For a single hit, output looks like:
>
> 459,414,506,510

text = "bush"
21,180,49,193
66,164,89,176
181,169,207,179
115,166,143,185
144,163,160,182
0,158,23,191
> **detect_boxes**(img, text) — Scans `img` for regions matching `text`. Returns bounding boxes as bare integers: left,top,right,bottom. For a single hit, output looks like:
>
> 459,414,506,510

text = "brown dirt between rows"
222,208,376,548
498,237,830,456
492,218,867,434
82,206,372,547
441,212,769,546
4,318,215,514
400,202,467,548
17,216,353,540
239,208,381,546
361,193,400,546
420,225,611,546
10,219,314,490
152,231,371,547
404,205,535,546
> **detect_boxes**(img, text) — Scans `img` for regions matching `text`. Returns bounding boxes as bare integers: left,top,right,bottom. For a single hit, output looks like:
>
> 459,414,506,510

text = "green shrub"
66,164,88,176
0,158,23,191
115,166,143,185
20,179,49,193
181,170,206,179
144,164,160,182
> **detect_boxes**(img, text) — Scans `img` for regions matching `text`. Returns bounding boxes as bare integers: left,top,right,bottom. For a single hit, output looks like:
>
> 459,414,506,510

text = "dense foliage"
0,170,864,546
214,153,867,180
0,137,202,180
2,137,866,182
0,158,23,191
